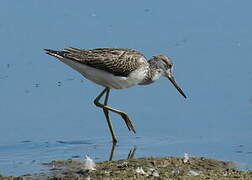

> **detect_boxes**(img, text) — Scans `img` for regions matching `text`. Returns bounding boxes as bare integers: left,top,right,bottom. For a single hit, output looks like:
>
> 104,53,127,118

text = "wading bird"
44,47,186,143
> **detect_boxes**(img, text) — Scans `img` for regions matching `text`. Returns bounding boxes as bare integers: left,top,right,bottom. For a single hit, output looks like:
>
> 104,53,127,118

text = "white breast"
58,57,148,89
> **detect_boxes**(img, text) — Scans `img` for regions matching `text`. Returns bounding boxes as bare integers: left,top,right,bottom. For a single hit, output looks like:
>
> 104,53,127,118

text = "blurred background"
0,0,251,175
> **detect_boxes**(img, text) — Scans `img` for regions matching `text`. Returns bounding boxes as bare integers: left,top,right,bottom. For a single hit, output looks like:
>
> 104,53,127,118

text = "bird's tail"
44,48,83,59
44,49,66,59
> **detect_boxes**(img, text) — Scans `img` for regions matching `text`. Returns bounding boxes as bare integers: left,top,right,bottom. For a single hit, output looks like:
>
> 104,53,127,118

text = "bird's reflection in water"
108,142,137,161
127,146,136,160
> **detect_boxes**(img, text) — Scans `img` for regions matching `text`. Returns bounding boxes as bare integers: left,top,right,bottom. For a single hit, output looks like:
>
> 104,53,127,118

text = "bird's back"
50,47,148,77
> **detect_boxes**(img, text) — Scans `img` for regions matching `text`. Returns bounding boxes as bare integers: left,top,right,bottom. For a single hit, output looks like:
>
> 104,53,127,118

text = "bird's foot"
120,113,136,133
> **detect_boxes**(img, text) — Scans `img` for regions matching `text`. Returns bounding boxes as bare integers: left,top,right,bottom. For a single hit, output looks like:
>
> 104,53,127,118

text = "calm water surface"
0,0,252,176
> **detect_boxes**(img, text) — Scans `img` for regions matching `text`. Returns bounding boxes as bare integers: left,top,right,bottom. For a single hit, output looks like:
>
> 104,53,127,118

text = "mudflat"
1,156,252,180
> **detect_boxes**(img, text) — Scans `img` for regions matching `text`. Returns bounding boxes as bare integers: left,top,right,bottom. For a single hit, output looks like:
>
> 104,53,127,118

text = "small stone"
183,153,189,163
136,167,147,175
152,171,159,177
188,170,199,176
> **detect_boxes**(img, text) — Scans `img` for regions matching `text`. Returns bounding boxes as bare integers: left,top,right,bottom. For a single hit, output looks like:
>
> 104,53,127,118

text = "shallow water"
1,0,252,176
0,135,251,176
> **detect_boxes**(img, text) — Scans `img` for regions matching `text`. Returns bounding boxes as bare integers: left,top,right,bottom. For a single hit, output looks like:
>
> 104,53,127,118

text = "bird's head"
153,54,187,98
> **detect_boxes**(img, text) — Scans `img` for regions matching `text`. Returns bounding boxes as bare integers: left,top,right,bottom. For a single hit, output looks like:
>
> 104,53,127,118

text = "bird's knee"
93,99,103,108
93,99,99,106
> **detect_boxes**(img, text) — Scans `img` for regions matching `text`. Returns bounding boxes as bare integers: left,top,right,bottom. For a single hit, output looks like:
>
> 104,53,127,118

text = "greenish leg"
103,88,117,143
94,87,136,141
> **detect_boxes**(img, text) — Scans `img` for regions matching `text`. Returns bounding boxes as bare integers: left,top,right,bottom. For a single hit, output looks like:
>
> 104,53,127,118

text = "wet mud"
1,156,252,180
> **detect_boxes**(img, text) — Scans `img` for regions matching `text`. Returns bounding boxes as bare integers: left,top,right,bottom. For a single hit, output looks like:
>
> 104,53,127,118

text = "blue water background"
0,0,251,175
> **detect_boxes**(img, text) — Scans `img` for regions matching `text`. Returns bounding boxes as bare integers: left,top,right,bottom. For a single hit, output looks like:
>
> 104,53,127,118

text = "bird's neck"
138,59,162,85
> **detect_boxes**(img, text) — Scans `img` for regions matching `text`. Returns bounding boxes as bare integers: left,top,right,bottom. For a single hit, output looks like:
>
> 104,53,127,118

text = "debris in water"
66,78,75,81
57,81,62,86
72,155,80,158
34,83,40,88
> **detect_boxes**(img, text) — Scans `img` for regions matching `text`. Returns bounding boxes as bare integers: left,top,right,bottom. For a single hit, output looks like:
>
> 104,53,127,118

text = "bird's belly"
59,58,146,89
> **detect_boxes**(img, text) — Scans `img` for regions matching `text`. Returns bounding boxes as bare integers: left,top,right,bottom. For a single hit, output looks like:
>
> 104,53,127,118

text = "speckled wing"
54,48,148,77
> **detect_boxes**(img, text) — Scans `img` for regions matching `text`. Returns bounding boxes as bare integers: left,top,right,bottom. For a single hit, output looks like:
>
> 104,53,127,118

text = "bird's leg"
103,88,117,144
93,87,117,143
109,142,117,161
94,88,136,134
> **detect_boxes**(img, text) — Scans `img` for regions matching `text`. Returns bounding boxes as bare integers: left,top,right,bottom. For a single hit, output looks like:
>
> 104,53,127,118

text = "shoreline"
1,156,252,180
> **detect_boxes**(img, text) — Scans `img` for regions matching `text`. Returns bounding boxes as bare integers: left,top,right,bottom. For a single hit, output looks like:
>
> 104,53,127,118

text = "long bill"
166,72,187,99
